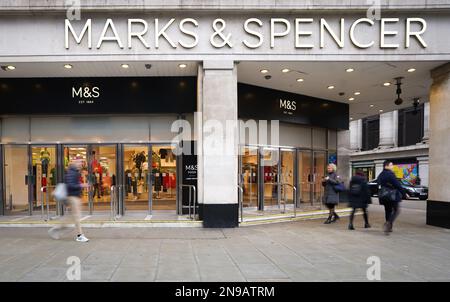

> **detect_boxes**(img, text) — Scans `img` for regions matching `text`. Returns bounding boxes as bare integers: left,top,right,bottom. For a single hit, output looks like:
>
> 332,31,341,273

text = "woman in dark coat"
348,170,372,230
377,160,404,234
322,163,342,224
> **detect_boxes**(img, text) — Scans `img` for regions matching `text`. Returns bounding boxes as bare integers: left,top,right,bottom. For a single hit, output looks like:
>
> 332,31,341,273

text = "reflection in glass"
262,149,279,209
151,145,177,211
4,145,29,214
241,147,258,208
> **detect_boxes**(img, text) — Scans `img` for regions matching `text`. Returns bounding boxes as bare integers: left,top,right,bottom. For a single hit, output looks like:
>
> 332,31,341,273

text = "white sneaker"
75,234,89,243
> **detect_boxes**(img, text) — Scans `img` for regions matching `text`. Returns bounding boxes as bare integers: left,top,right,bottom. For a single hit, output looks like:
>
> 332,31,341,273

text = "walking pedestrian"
348,170,371,230
377,160,404,235
48,159,89,242
322,163,343,224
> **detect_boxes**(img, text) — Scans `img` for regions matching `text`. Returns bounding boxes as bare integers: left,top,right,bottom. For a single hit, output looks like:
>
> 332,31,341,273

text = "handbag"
378,186,397,204
333,182,346,193
52,183,67,202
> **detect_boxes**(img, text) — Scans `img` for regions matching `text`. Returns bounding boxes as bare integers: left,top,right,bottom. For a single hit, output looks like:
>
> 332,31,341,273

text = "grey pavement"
1,200,449,282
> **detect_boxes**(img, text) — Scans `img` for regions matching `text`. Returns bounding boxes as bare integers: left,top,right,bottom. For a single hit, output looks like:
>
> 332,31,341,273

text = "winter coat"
322,172,340,205
65,166,82,197
348,175,372,209
377,169,404,203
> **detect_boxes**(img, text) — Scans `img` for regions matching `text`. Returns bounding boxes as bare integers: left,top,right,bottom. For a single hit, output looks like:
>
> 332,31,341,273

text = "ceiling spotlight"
383,82,391,87
296,78,304,82
327,85,335,90
64,64,73,69
379,109,384,113
178,63,187,69
370,104,374,108
121,64,130,69
394,77,404,106
350,117,353,120
346,68,354,73
354,92,361,95
282,68,290,73
260,69,269,74
348,97,355,101
407,68,416,73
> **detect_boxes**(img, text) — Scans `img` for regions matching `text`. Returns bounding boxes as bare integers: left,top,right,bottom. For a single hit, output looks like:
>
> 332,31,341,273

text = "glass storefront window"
4,145,29,214
151,145,177,211
124,145,149,211
240,147,258,208
262,148,279,209
31,146,57,213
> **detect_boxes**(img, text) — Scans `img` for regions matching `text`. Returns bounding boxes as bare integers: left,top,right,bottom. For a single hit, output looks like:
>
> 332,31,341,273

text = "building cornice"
1,1,450,14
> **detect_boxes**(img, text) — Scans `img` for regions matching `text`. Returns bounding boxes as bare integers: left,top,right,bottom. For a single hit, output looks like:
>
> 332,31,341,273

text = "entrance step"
240,208,354,226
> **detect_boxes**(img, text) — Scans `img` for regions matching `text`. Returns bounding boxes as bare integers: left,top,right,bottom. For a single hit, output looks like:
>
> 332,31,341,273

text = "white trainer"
75,234,89,242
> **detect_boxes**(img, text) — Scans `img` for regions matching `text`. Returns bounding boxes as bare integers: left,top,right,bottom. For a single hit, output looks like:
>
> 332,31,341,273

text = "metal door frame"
239,145,259,209
280,147,297,207
296,148,313,206
312,150,327,205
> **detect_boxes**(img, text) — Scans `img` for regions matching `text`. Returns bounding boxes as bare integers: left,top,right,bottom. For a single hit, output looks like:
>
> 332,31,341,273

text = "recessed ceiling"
237,61,446,119
1,60,446,120
0,61,198,78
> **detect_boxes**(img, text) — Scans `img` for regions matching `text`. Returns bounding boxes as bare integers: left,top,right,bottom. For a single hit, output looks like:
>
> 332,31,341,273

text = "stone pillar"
198,60,238,228
422,102,430,143
337,129,351,184
417,156,429,187
378,111,396,148
349,120,359,151
392,110,399,147
374,160,384,179
356,119,363,151
427,62,450,229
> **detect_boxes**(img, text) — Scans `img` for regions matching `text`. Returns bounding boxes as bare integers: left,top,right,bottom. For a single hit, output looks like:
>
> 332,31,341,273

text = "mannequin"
132,151,146,180
40,147,51,176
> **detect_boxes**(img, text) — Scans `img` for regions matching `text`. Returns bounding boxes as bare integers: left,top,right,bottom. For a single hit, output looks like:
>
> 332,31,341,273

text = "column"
374,160,384,179
422,102,430,143
427,62,450,229
337,129,351,184
378,111,395,148
417,156,429,187
198,60,238,228
349,120,359,151
356,119,363,151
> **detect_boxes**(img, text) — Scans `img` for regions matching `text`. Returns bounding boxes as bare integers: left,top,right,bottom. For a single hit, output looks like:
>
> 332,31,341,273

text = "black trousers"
349,207,369,224
383,202,400,224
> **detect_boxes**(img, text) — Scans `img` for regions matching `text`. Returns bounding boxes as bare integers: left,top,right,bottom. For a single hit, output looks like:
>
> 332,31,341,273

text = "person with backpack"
322,163,344,224
348,170,372,230
377,160,404,235
48,159,89,242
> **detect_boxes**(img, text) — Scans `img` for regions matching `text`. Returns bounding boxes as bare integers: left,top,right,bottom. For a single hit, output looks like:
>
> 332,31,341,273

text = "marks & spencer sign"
65,17,428,51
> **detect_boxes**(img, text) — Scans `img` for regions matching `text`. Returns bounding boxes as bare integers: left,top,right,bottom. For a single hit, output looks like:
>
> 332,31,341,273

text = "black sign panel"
181,141,197,215
0,77,196,115
238,83,349,130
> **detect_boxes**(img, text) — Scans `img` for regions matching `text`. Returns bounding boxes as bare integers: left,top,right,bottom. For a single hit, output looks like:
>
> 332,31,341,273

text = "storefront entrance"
2,143,180,217
239,145,330,217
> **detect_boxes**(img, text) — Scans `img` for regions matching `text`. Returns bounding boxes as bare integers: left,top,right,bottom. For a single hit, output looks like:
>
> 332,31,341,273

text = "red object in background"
41,176,47,192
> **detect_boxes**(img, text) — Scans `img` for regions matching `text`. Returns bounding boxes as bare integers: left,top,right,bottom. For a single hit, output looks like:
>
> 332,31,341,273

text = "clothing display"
40,148,51,175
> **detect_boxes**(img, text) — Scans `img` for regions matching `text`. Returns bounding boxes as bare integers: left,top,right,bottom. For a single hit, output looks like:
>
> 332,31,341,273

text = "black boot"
364,223,371,228
331,212,340,223
363,212,371,228
324,216,332,224
348,223,355,230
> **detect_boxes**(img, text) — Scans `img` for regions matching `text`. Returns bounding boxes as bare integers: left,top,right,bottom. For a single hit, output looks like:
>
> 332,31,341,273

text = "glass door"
3,145,31,215
31,146,57,214
151,145,177,212
240,146,258,208
262,148,279,210
89,145,117,212
280,149,295,208
123,144,150,212
313,151,327,205
63,145,89,212
297,150,313,206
